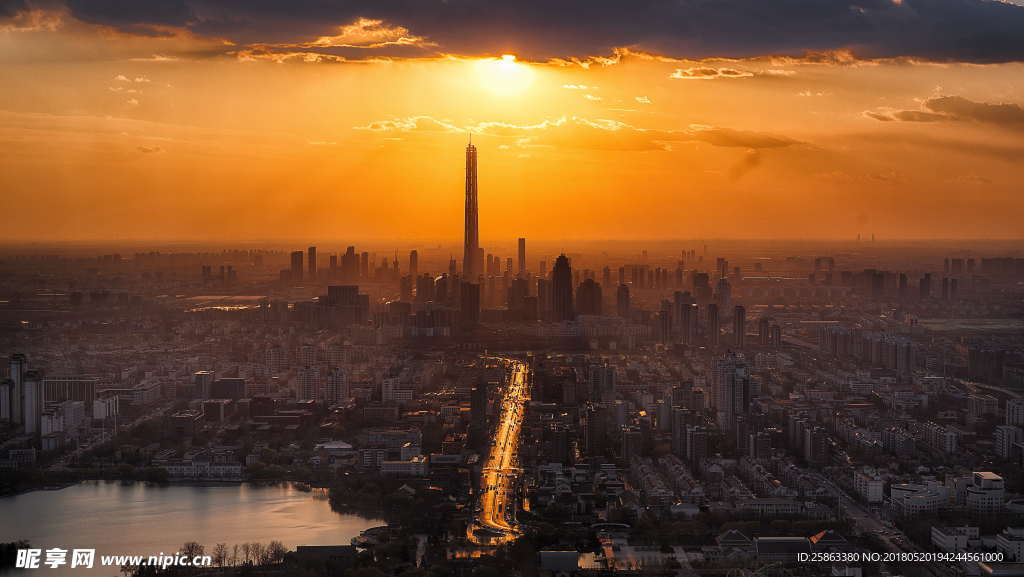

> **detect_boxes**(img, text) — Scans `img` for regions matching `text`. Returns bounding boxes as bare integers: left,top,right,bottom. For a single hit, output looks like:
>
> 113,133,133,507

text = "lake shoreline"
0,480,386,576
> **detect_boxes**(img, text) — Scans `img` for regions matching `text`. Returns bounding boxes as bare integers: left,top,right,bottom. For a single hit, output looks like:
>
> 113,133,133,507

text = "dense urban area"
2,149,1024,577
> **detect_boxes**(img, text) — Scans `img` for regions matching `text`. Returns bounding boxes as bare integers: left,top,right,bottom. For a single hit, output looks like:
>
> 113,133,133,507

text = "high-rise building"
409,250,418,280
707,303,720,346
290,250,304,282
576,279,602,316
340,246,358,281
621,427,643,462
589,364,616,402
462,141,483,279
686,425,708,463
585,406,609,457
23,370,41,435
193,370,215,399
297,366,319,401
919,273,932,299
671,407,694,456
616,284,631,318
713,352,752,432
994,425,1022,459
9,353,26,425
469,382,489,451
758,317,771,345
0,380,9,422
459,281,480,327
517,237,526,275
552,254,575,321
1007,399,1024,426
733,305,746,349
307,246,317,279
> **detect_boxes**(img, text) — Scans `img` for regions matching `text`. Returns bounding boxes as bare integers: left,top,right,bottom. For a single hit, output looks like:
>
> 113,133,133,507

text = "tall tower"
462,140,482,280
517,237,526,275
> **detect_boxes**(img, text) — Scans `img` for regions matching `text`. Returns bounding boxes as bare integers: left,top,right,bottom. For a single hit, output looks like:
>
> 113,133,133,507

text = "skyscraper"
326,367,348,405
307,246,317,280
552,254,575,322
707,303,720,347
290,250,304,282
713,352,752,433
341,246,359,282
517,237,526,275
9,353,26,425
576,278,602,316
462,140,482,280
616,284,631,318
459,281,480,327
733,305,746,349
409,250,418,280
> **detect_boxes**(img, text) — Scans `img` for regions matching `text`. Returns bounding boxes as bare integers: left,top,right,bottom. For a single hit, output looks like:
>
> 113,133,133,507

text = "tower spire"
462,140,481,280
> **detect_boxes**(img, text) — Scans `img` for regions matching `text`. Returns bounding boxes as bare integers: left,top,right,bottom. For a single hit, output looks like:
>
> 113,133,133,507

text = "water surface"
0,481,382,576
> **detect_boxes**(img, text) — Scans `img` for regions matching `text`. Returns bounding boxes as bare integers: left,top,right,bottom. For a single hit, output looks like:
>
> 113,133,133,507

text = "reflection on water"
0,481,383,577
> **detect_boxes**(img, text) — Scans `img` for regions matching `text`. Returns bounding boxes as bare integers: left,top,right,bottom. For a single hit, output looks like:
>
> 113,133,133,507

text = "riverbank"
0,481,385,576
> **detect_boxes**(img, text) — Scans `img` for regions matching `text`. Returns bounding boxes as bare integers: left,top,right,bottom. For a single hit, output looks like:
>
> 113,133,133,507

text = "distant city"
2,142,1024,577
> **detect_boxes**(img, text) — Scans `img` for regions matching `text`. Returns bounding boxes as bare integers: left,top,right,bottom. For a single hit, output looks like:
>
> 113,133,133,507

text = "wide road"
469,357,530,545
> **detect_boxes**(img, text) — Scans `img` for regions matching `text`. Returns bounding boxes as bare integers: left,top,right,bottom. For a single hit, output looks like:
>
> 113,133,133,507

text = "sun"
476,54,535,96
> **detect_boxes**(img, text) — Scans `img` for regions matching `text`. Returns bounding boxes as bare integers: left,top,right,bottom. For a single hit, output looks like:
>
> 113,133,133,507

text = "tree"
181,541,204,560
251,542,267,565
0,541,31,569
267,540,287,564
212,543,228,567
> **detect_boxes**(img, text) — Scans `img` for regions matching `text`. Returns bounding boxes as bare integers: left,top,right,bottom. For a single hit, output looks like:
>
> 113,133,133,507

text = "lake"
0,481,384,576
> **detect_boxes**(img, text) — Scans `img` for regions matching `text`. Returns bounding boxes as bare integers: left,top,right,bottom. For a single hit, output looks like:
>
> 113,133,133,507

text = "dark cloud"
65,0,193,35
1,0,28,19
54,0,1024,62
927,96,1024,125
866,96,1024,128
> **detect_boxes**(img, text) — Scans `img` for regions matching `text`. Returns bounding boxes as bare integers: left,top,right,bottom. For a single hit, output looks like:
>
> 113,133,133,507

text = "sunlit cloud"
669,67,754,79
230,49,352,64
301,18,433,49
354,114,798,152
128,54,180,62
115,74,150,83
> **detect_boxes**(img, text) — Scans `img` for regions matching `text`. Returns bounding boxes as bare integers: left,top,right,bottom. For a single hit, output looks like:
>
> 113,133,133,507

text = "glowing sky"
1,1,1023,241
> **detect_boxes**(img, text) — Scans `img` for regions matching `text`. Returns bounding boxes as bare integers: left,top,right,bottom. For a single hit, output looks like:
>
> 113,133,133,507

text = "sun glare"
476,54,535,96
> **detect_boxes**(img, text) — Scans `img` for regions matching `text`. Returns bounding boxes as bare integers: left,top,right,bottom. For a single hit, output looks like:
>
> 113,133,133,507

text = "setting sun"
475,54,534,96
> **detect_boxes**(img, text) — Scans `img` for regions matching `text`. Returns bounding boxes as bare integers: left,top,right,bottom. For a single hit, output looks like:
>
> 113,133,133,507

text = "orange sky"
1,10,1024,241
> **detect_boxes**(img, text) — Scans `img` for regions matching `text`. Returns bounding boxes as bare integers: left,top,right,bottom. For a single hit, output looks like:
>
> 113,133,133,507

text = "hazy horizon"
3,2,1024,242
